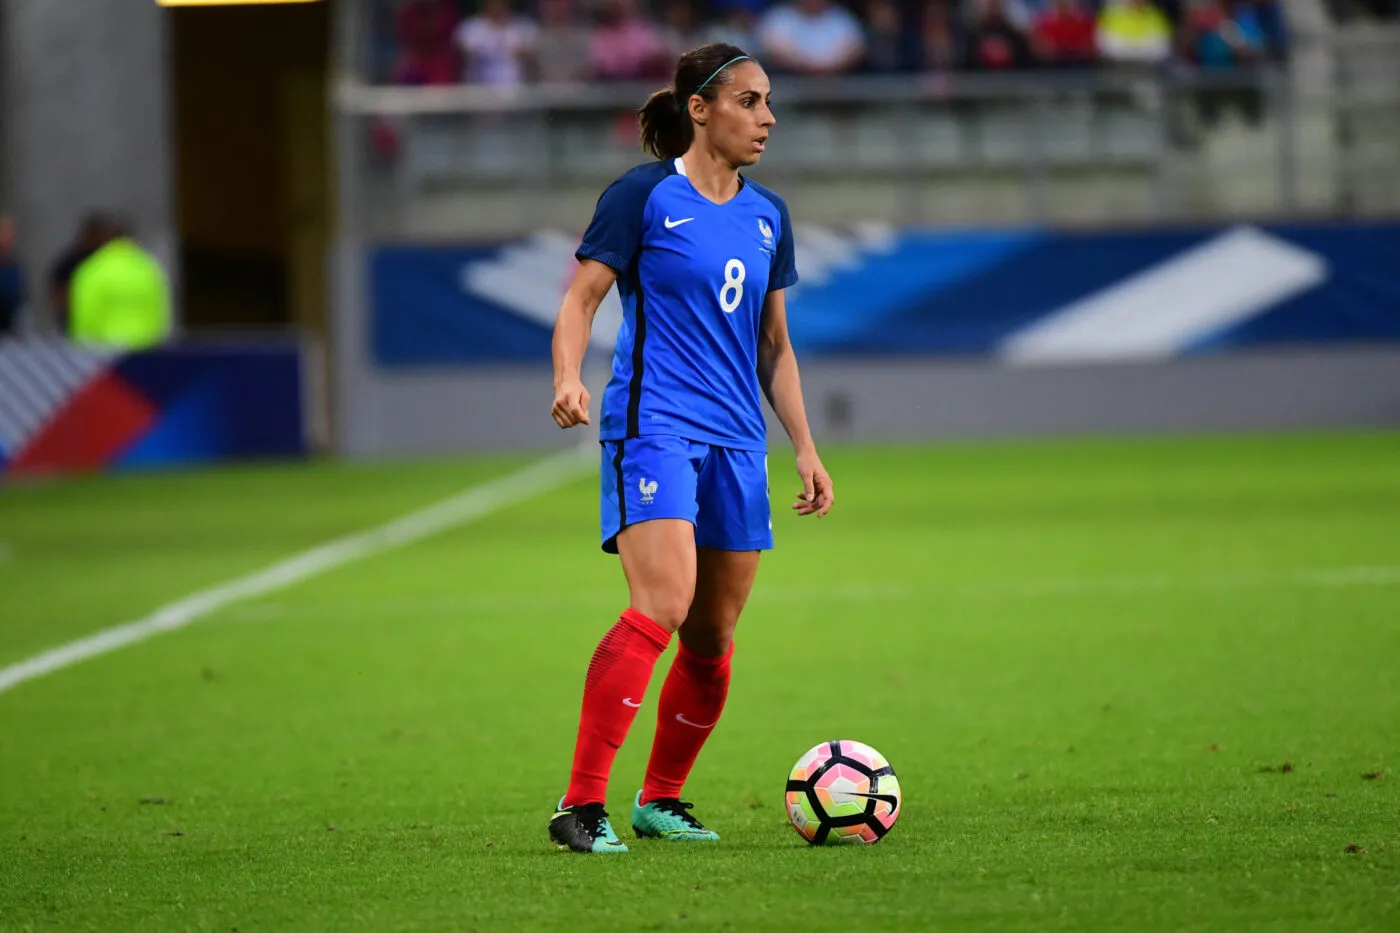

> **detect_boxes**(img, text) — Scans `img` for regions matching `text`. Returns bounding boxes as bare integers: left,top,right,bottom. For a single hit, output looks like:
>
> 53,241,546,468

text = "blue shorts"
600,436,772,554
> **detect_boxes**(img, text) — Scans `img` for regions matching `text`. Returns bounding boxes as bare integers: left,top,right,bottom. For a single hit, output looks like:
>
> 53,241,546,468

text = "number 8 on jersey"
720,259,745,314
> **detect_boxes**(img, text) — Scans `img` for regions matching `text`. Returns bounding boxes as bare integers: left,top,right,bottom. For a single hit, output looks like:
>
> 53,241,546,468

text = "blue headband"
693,56,751,95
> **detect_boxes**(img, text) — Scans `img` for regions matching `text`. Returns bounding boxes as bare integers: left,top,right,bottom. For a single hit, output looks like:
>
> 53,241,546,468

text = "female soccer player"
547,42,833,854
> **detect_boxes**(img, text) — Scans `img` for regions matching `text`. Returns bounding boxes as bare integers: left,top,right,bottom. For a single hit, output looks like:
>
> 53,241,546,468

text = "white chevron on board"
6,341,67,411
460,230,624,352
459,224,893,352
999,227,1329,365
0,344,52,448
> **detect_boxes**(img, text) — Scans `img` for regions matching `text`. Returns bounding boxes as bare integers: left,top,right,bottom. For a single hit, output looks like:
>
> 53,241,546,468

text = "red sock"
563,609,671,808
641,641,733,804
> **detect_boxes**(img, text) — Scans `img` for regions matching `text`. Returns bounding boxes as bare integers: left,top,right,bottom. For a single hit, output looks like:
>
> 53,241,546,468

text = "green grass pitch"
1,432,1398,932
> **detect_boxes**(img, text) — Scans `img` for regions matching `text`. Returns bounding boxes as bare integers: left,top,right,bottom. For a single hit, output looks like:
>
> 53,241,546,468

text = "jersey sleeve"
576,169,657,275
768,196,799,292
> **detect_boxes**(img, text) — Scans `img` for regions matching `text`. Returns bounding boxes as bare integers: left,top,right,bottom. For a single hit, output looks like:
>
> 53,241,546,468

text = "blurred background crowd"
371,0,1342,87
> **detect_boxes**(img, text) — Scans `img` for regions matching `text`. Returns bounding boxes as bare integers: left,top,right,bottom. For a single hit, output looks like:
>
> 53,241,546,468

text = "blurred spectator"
1097,0,1173,65
962,0,1034,69
1182,0,1264,66
68,219,171,351
660,0,706,59
759,0,867,76
0,216,21,338
373,0,1293,97
705,0,763,51
48,213,118,333
920,0,962,71
536,0,593,83
864,0,907,72
1033,0,1099,67
1243,0,1290,62
395,0,460,85
1181,0,1267,125
455,0,539,87
590,0,669,81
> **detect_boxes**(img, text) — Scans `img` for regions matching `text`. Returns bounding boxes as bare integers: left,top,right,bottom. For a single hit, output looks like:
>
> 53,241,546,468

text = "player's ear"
687,93,708,127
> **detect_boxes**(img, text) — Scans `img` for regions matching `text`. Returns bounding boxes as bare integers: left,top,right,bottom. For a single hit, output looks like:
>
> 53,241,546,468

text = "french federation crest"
758,218,774,251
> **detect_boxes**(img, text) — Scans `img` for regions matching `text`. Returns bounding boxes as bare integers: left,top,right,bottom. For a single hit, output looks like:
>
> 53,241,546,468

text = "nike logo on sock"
622,697,642,708
675,713,719,729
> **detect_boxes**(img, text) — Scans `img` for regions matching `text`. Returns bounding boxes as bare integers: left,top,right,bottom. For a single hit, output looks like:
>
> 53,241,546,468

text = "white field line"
0,448,592,696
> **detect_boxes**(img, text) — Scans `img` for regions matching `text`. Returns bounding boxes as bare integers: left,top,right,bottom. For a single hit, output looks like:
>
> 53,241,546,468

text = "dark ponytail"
638,43,751,161
639,88,692,161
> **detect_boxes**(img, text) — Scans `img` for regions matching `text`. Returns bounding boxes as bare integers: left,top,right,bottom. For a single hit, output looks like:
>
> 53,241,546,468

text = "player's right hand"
551,379,591,429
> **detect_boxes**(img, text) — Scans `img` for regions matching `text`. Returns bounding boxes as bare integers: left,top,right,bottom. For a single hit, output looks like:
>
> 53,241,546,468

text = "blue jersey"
576,157,799,452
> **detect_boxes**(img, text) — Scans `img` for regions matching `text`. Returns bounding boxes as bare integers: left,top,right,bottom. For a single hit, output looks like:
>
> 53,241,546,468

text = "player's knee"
680,623,734,658
634,589,692,633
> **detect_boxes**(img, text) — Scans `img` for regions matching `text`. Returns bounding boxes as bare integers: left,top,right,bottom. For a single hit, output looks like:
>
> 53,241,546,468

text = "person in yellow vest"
1096,0,1173,65
68,220,171,351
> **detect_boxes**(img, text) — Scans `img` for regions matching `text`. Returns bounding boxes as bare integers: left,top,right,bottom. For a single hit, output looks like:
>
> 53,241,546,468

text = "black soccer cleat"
548,798,629,854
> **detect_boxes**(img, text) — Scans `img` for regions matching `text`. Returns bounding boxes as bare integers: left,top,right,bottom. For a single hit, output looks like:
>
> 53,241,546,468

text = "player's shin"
641,641,733,803
563,608,671,807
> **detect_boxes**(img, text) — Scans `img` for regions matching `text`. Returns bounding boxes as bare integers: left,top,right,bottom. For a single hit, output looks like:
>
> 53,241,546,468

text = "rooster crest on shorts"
638,477,658,504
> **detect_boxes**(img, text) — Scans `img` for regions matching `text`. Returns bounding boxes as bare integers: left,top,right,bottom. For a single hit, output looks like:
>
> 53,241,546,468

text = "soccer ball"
785,739,901,845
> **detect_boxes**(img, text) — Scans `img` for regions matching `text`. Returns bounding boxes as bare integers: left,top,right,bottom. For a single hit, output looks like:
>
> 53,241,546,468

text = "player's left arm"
759,288,833,518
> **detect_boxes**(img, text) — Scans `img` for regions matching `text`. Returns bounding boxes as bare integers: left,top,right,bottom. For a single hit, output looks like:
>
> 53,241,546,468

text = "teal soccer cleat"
548,798,629,854
631,791,721,841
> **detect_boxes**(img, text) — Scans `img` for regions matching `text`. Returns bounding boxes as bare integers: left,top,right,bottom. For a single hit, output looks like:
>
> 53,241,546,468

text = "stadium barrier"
369,222,1400,367
0,338,308,481
329,221,1400,456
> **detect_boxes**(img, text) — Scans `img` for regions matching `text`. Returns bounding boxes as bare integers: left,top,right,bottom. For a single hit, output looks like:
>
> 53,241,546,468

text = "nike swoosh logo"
845,791,900,809
675,713,719,729
664,217,694,229
622,697,642,708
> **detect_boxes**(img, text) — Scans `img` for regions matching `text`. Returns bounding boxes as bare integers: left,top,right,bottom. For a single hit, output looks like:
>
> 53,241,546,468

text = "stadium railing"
331,18,1400,239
